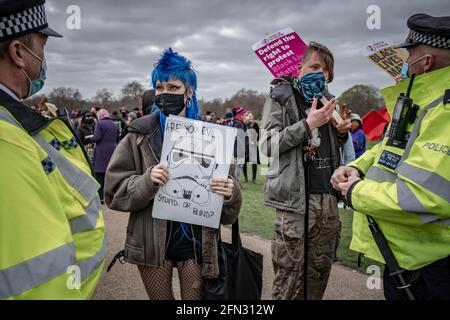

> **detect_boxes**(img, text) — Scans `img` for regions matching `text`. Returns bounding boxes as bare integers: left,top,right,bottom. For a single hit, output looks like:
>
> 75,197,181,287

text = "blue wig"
151,48,201,121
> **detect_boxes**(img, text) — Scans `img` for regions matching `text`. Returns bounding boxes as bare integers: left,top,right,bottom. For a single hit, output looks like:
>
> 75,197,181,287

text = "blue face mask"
293,72,326,102
21,44,47,98
400,55,427,80
28,59,47,97
400,62,409,80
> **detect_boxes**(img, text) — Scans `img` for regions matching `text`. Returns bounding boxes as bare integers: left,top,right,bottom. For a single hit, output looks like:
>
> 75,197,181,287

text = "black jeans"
96,172,105,201
243,162,257,181
383,256,450,300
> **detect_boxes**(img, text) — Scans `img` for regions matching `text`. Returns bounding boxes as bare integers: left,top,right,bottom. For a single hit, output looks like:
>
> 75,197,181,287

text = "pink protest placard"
252,28,308,78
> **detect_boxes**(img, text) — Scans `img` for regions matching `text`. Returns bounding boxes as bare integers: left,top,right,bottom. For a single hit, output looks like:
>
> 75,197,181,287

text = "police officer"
332,13,450,300
0,0,106,299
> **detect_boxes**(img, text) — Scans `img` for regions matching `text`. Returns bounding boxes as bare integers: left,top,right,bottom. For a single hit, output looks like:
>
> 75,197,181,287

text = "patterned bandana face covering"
293,72,326,103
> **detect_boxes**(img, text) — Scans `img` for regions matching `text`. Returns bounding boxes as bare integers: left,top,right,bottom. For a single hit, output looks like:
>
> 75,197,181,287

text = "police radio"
387,74,419,149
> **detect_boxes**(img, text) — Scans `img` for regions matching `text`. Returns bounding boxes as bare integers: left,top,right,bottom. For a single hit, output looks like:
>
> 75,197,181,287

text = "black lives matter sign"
364,41,408,82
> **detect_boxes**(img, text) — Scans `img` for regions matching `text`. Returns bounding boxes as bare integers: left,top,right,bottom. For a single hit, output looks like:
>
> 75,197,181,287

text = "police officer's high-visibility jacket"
0,90,106,299
348,66,450,271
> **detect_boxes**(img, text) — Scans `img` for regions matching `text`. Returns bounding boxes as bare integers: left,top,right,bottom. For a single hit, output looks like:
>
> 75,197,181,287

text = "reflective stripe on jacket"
349,66,450,270
0,91,106,299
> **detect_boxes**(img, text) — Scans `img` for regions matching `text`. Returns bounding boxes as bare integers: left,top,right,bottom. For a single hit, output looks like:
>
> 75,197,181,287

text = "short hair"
303,41,335,83
413,44,450,70
0,34,35,60
142,89,155,106
142,89,155,116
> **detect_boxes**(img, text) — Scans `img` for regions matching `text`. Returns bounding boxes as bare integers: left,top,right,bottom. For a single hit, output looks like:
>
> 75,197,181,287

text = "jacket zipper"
191,225,198,264
143,208,147,263
145,138,160,163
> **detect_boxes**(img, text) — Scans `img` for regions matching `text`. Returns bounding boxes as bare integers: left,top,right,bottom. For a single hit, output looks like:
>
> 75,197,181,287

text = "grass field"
235,165,383,272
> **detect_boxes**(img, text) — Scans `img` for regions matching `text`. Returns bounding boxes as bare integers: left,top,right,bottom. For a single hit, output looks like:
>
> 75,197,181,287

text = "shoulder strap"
443,89,450,105
231,219,242,248
106,250,126,272
270,79,294,106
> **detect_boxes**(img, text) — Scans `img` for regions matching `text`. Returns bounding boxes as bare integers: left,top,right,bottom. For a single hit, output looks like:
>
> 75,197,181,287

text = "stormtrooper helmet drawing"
162,136,218,206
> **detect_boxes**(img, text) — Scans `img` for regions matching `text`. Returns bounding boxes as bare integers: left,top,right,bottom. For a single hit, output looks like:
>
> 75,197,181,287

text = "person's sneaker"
252,179,257,184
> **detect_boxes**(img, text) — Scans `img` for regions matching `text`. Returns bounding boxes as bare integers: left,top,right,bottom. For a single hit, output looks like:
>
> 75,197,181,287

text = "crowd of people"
64,96,267,200
202,106,262,186
38,96,367,207
0,0,449,302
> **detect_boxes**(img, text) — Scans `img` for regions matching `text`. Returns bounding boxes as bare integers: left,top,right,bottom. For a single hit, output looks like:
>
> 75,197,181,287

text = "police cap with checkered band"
396,13,450,49
0,0,62,42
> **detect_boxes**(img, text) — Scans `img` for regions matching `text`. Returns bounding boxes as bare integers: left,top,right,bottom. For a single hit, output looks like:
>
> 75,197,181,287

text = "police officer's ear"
8,39,27,69
422,54,435,73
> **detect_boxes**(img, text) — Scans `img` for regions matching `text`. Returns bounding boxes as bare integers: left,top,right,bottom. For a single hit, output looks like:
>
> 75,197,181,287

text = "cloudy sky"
41,0,448,102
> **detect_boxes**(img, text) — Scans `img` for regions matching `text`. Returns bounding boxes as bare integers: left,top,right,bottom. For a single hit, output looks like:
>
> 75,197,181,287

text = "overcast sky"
41,0,448,103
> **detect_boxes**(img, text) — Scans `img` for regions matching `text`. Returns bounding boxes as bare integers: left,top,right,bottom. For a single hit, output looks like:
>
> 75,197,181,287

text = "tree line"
24,81,385,119
25,80,147,113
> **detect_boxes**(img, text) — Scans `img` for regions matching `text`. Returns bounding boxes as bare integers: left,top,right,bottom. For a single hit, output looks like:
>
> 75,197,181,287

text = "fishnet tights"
138,259,204,300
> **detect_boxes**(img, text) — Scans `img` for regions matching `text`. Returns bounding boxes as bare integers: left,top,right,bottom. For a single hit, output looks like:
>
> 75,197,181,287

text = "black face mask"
84,118,94,125
154,93,185,117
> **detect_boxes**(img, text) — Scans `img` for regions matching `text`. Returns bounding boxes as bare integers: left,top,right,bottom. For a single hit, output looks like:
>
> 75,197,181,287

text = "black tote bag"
204,219,263,300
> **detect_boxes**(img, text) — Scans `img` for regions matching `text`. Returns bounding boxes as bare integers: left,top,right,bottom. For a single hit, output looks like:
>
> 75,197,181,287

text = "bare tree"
201,89,267,120
338,84,385,116
48,87,83,111
121,81,145,99
94,88,114,106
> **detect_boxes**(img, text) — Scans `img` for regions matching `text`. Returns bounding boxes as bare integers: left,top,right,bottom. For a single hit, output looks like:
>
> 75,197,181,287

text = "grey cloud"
41,0,448,103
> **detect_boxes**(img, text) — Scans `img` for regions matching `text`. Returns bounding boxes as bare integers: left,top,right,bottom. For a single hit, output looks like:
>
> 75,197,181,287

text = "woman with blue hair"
105,48,242,300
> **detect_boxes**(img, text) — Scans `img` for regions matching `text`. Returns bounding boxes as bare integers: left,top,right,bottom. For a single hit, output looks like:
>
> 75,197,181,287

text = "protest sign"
152,115,237,229
252,27,308,78
363,40,408,82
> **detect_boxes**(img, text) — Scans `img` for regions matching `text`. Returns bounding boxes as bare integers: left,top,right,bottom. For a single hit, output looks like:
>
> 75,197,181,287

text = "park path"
93,207,384,300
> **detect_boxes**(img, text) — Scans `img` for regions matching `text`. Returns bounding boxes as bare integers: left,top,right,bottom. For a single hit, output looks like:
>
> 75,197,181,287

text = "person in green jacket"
261,42,352,300
332,13,450,300
0,0,106,299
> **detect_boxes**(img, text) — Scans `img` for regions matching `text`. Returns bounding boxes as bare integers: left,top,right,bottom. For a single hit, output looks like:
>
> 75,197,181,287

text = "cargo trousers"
272,194,341,300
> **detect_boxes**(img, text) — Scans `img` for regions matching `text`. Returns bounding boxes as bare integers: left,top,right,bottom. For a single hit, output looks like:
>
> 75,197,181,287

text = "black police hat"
0,0,62,42
396,13,450,49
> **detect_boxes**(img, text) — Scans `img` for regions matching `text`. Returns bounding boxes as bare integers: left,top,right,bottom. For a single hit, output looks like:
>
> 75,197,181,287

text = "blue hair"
152,48,201,121
151,49,203,240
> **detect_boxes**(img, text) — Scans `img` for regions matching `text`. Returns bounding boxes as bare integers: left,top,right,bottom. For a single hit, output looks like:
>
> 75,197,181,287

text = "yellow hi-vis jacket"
0,90,106,299
348,66,450,271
